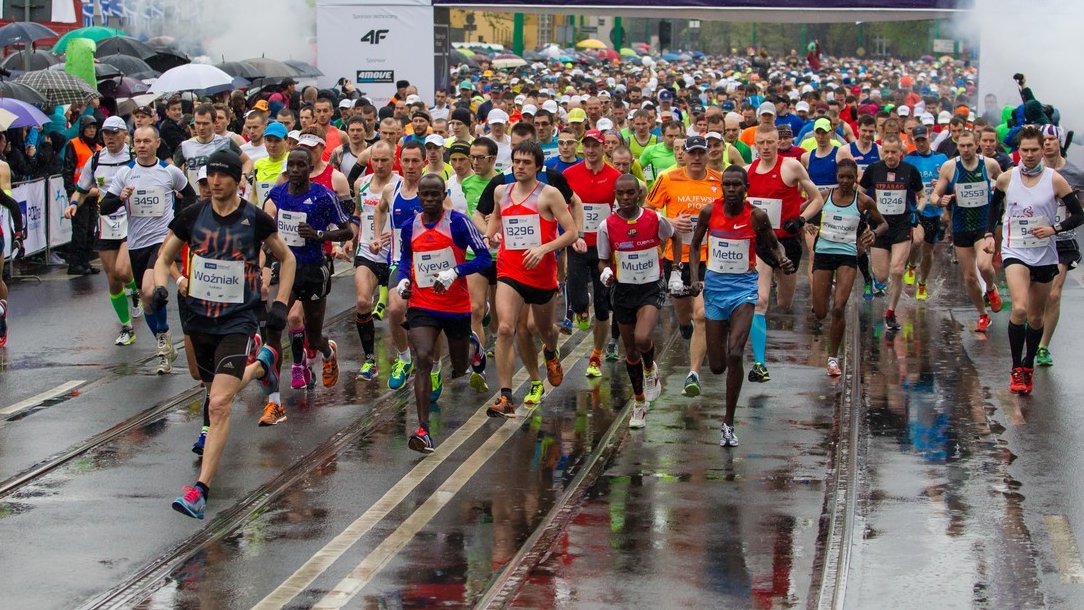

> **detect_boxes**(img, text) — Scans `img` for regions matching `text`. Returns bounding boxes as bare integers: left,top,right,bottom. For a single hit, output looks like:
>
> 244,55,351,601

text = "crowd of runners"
0,47,1078,521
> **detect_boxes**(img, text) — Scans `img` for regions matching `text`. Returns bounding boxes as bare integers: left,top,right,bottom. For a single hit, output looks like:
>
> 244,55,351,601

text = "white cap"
896,105,911,117
297,133,326,148
560,95,571,104
405,94,422,105
598,90,611,99
757,101,776,116
510,77,520,85
197,165,208,182
938,110,952,124
542,100,559,113
921,113,935,126
570,95,581,105
424,133,445,147
487,109,509,124
514,94,526,105
521,104,538,116
795,100,810,112
705,131,723,140
339,99,353,108
596,118,614,131
287,130,301,141
101,116,127,132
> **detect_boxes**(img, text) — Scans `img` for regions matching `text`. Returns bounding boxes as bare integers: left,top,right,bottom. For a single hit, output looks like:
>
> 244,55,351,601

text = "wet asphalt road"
3,244,1084,609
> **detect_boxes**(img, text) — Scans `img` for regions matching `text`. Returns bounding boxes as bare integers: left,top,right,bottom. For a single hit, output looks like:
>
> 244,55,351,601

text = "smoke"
959,0,1083,164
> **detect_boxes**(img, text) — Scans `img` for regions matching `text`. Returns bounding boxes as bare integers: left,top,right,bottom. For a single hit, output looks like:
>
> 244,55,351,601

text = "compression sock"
356,311,376,358
1023,325,1043,368
642,343,656,371
201,387,210,428
126,278,139,307
626,356,644,397
290,327,306,364
858,251,872,283
1008,321,1026,368
110,291,131,326
144,307,160,335
752,312,767,363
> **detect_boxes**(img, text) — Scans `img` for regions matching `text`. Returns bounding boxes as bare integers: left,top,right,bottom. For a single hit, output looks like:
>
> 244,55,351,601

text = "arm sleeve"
451,213,492,276
396,221,414,284
596,221,611,260
99,191,125,216
0,189,22,231
1058,191,1084,232
987,188,1006,233
175,183,198,214
62,144,78,193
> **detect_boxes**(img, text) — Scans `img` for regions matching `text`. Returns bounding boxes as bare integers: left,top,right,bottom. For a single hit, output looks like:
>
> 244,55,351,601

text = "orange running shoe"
975,314,991,333
986,286,1003,313
259,401,287,426
487,394,516,418
322,340,339,387
545,351,564,387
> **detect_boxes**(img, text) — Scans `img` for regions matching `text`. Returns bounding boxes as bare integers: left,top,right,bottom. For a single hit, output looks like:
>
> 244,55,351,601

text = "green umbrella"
53,26,128,54
620,48,638,57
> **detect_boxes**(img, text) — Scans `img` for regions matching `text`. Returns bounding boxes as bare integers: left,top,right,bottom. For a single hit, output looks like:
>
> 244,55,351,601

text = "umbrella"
116,93,160,116
452,50,479,69
49,61,123,81
146,48,190,73
0,98,50,128
661,53,681,61
128,70,161,80
94,36,155,60
149,63,232,93
620,48,638,57
13,69,100,105
0,107,19,130
0,49,62,72
596,49,619,60
239,58,301,79
216,61,261,79
53,27,127,54
0,22,58,48
0,80,47,105
285,59,322,78
576,38,607,49
99,76,149,98
98,54,154,76
491,54,526,69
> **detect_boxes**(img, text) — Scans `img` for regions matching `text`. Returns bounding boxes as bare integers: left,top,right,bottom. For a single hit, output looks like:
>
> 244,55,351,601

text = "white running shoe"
130,294,143,320
720,422,739,447
156,352,172,375
115,326,136,346
628,400,648,429
643,366,661,402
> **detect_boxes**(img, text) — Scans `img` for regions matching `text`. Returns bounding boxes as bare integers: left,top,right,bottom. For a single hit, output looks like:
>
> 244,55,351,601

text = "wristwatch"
317,230,326,240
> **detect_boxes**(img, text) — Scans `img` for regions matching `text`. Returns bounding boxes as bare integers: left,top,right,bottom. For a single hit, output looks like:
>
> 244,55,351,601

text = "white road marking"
0,380,86,416
1044,515,1084,584
253,337,589,609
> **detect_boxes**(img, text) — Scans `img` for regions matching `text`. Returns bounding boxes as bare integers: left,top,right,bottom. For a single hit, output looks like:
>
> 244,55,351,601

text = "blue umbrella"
661,53,681,61
0,97,50,128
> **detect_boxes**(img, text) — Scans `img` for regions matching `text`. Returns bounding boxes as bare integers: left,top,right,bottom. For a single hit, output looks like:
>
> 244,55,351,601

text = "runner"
746,124,823,382
485,140,578,417
687,165,795,447
985,126,1082,394
930,130,1003,331
801,118,853,283
240,111,268,163
545,127,581,173
329,116,369,181
65,116,142,347
463,138,501,382
598,174,678,427
396,173,492,452
903,125,948,300
0,183,22,347
563,129,622,377
639,121,682,187
161,150,296,519
98,126,197,374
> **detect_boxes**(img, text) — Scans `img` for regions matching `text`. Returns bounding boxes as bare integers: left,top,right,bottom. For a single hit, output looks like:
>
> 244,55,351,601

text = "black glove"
152,286,169,311
782,216,805,235
267,301,288,333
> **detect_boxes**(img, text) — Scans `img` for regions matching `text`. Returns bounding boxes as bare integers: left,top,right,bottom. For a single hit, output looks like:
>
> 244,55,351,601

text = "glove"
396,278,412,297
782,216,805,235
668,270,685,296
152,286,169,311
600,267,614,287
267,301,288,332
435,268,459,291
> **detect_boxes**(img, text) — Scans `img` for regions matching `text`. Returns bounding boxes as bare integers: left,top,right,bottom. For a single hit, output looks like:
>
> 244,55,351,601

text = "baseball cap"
813,117,832,133
514,94,526,105
405,94,422,105
721,100,736,111
896,105,911,117
541,100,559,114
205,150,243,182
938,110,952,124
705,131,723,140
101,116,127,132
458,79,473,91
297,133,326,148
196,165,208,183
598,90,611,99
795,100,810,112
568,108,587,123
133,105,155,116
448,142,471,158
424,134,445,147
339,99,353,109
582,129,604,143
596,118,614,131
287,130,301,142
684,135,708,151
912,125,929,139
757,101,777,116
487,109,509,124
658,89,674,101
921,113,935,126
521,104,537,116
252,99,270,112
264,121,287,140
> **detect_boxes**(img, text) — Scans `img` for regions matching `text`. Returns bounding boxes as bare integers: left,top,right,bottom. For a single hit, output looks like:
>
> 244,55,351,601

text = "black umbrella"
98,54,153,76
0,22,58,48
285,59,322,78
453,50,479,69
216,61,261,79
239,58,301,79
49,61,123,81
0,80,47,105
0,49,62,72
99,76,149,98
128,69,161,80
95,36,156,60
146,48,190,73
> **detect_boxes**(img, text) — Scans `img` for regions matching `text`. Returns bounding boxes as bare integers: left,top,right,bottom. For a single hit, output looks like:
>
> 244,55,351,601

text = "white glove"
668,270,685,295
396,278,411,297
435,268,459,290
600,267,614,287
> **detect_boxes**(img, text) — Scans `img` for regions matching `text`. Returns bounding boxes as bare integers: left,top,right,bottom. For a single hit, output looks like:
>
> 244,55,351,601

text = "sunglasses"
557,139,578,146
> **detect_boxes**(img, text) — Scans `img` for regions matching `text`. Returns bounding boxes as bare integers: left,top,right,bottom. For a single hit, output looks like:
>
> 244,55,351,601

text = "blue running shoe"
469,332,486,374
191,427,208,455
388,358,414,389
172,485,205,519
255,346,280,393
429,371,443,402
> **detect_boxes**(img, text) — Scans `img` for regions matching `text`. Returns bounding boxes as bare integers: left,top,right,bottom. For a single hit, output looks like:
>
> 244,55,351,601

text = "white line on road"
0,380,86,416
253,336,589,609
1044,515,1084,584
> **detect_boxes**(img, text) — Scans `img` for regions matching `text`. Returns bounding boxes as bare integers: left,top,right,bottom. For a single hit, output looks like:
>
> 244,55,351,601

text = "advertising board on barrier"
14,179,48,256
48,176,73,248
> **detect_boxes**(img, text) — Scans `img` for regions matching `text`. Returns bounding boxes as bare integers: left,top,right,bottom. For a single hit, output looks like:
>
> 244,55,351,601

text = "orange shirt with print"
646,166,722,263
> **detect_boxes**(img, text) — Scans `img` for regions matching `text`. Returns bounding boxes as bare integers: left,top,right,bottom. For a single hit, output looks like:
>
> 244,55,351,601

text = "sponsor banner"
14,179,48,256
434,0,965,7
48,175,73,248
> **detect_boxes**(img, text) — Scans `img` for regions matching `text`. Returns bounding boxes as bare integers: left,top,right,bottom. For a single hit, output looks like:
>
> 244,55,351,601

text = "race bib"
503,214,541,250
748,197,782,227
186,168,200,189
876,189,906,215
615,249,661,284
357,203,386,255
707,236,750,274
413,246,457,289
581,203,611,236
255,181,275,204
188,254,245,304
643,164,657,183
129,187,169,218
819,213,860,244
278,210,307,247
955,181,988,209
679,214,701,244
924,181,937,204
98,212,127,240
1009,214,1051,249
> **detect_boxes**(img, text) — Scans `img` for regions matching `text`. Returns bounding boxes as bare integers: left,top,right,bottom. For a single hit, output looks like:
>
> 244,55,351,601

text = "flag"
82,0,95,28
52,0,78,23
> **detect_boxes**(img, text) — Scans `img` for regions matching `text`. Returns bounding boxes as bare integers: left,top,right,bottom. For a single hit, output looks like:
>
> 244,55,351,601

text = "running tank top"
1002,167,1058,267
814,189,861,257
312,163,336,191
748,158,805,238
338,146,360,179
355,173,399,263
603,208,664,285
497,182,558,290
408,211,470,314
704,202,758,294
808,148,839,189
390,181,422,265
92,148,134,240
849,141,881,172
447,172,469,214
950,156,991,234
183,202,263,334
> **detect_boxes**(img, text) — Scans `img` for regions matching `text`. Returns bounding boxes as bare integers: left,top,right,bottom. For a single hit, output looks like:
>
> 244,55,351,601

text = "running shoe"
1022,367,1035,395
986,286,1003,313
604,339,619,362
904,264,916,285
629,399,648,429
524,380,545,405
469,371,489,393
469,332,486,374
575,312,591,332
408,427,435,454
246,332,263,366
827,357,842,377
259,401,287,426
545,351,564,387
171,485,205,520
114,326,136,346
191,427,208,455
748,362,770,383
1009,367,1027,394
430,371,443,402
863,281,874,300
682,371,701,397
290,362,308,390
720,422,740,447
643,365,662,402
487,394,517,418
255,346,280,392
916,283,928,301
156,353,172,375
559,318,573,335
130,294,144,320
975,314,991,333
322,340,339,387
155,331,175,375
585,354,603,378
873,280,888,297
884,312,902,332
357,357,378,381
1036,347,1053,367
372,300,387,321
388,358,414,389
